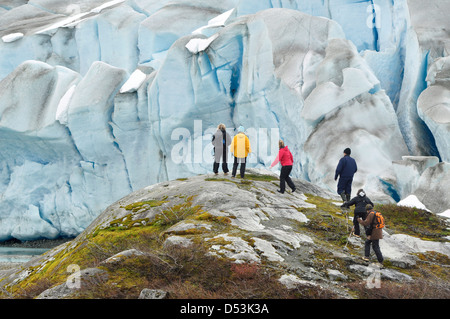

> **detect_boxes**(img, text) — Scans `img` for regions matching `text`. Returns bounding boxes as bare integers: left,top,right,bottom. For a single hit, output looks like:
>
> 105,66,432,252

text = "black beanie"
344,148,351,155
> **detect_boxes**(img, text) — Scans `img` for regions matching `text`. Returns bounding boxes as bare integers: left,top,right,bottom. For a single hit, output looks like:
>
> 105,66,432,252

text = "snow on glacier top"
119,69,147,93
36,0,126,34
192,8,236,35
185,33,219,54
1,32,24,43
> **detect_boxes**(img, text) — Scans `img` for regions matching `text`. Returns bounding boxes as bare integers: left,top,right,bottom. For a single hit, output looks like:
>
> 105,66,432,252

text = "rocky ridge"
0,169,448,299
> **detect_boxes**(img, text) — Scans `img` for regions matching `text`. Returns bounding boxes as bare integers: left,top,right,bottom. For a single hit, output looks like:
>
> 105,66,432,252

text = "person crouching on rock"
358,204,384,267
269,140,296,194
342,189,374,238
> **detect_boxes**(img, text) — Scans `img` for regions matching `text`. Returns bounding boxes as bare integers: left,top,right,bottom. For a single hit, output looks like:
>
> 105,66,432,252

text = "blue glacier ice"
417,56,450,162
0,0,449,240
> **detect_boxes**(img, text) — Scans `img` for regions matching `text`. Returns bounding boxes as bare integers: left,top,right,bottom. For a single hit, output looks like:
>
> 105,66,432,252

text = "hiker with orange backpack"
358,204,384,266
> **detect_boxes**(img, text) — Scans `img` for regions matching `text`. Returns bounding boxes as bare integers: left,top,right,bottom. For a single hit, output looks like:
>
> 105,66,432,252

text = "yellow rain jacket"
230,133,251,158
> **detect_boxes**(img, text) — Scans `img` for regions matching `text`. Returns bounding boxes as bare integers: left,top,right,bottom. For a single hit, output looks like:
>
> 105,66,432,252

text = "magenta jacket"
271,146,294,167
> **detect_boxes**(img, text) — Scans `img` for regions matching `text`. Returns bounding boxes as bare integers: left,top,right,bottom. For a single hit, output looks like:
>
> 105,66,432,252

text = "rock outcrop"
0,170,448,299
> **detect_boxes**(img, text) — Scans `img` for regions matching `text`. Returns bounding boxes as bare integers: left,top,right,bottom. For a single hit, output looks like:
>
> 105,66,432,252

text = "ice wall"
0,0,448,240
417,56,450,162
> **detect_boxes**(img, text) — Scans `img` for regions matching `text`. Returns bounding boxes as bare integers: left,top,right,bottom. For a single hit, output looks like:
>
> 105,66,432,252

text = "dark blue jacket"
335,155,357,180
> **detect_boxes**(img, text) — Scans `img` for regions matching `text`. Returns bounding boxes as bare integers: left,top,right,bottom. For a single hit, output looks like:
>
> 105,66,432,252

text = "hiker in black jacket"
212,124,232,175
343,189,374,237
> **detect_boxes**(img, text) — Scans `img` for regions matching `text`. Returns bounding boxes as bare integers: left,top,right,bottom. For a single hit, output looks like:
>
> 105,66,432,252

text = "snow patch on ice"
36,0,126,34
185,34,219,54
1,33,24,43
119,69,147,93
36,12,91,34
438,210,450,219
397,195,430,211
192,8,235,35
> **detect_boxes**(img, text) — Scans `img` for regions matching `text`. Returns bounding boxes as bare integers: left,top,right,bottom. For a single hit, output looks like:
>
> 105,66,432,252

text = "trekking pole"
346,209,349,232
343,230,352,252
343,207,349,232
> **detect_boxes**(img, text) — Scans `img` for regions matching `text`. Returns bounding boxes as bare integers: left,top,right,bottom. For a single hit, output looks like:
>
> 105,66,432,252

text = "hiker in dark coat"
358,204,384,265
269,140,296,194
334,148,357,202
212,124,232,175
343,189,374,237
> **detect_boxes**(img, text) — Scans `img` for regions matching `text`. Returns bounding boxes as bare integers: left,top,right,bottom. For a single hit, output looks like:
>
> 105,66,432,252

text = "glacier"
0,0,449,240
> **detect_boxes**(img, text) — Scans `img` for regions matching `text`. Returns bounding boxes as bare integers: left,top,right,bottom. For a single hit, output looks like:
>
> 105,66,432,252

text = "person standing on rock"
212,123,232,175
358,204,384,266
230,126,251,178
334,148,357,202
269,140,296,194
343,189,373,237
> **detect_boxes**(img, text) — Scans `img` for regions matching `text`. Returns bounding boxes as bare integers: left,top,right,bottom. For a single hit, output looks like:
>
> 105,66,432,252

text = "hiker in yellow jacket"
230,126,251,178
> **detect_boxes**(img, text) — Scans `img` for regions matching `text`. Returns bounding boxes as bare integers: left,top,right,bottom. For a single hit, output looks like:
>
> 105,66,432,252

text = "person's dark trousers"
213,147,229,174
337,176,353,199
232,156,246,178
279,165,296,193
353,212,367,236
365,239,384,263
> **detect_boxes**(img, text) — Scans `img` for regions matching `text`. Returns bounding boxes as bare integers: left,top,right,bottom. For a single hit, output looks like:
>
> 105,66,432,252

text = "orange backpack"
372,211,385,229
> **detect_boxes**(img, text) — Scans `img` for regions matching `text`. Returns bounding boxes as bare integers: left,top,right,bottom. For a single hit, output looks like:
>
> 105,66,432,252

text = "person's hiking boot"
291,188,296,193
346,193,351,202
361,257,370,262
340,192,346,202
277,190,284,194
352,233,360,238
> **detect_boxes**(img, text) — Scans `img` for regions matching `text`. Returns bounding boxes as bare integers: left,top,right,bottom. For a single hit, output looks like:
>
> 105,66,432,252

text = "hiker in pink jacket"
269,140,296,194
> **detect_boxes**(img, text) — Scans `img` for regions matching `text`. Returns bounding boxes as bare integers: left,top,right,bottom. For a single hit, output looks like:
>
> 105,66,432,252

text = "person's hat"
344,148,351,155
365,204,373,211
238,126,245,133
